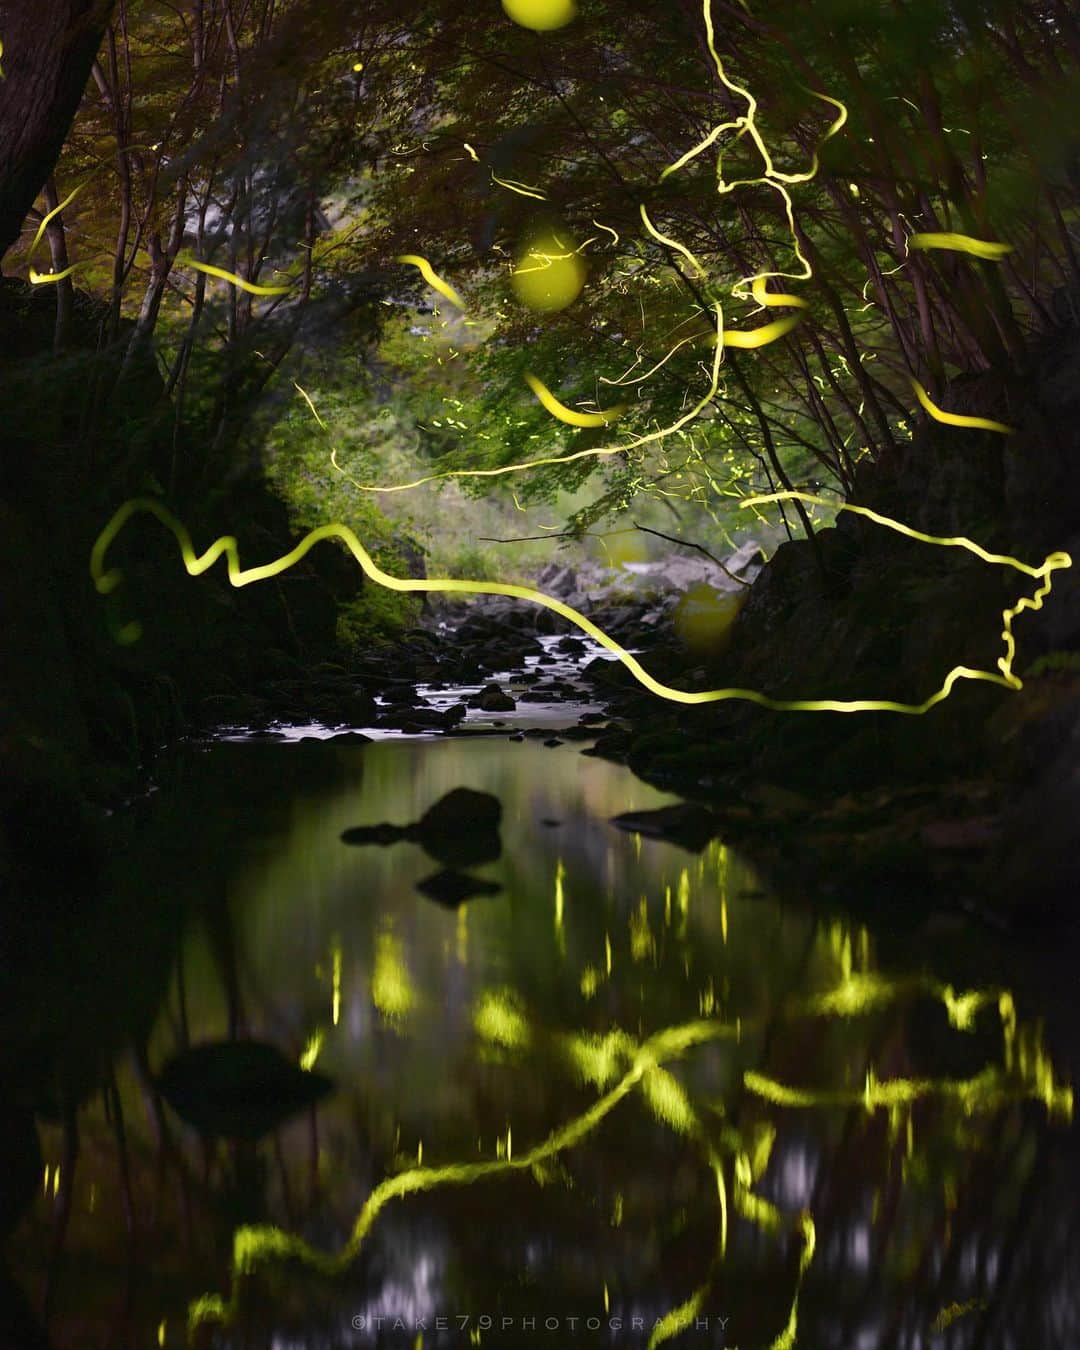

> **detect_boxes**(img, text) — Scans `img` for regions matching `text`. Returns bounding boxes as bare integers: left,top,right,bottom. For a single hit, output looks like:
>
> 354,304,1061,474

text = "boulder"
469,683,516,712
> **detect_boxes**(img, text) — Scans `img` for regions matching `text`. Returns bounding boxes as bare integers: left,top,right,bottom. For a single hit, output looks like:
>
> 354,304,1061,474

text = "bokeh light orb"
511,231,586,313
674,583,746,654
501,0,578,32
598,531,649,568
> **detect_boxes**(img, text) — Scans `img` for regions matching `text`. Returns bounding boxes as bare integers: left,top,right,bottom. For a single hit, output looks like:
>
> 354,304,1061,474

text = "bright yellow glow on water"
331,941,342,1026
474,990,532,1050
300,1029,324,1070
372,930,415,1020
185,945,1073,1344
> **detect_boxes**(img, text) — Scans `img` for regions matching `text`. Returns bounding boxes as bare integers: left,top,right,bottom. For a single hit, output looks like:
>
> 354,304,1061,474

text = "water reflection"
5,738,1078,1349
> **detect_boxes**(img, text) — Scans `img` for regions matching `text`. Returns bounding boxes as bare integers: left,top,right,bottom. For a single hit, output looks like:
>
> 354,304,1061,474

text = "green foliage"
13,0,1075,588
335,587,421,651
1023,651,1080,679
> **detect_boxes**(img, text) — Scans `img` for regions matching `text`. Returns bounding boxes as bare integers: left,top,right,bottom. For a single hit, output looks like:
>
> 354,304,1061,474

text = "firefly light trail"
182,258,291,295
910,376,1015,435
524,372,626,426
77,1,1067,1338
908,231,1014,261
88,1,1062,714
91,492,1068,714
186,972,1070,1344
395,253,467,310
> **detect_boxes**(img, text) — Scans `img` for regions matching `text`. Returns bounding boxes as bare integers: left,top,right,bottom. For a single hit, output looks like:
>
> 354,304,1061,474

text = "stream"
4,666,1079,1349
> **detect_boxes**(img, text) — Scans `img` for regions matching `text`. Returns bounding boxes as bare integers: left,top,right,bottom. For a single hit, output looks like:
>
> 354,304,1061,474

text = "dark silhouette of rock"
416,787,502,864
417,787,501,834
469,683,516,712
341,787,503,865
156,1041,333,1140
610,803,720,853
377,707,447,731
341,822,407,846
416,869,502,907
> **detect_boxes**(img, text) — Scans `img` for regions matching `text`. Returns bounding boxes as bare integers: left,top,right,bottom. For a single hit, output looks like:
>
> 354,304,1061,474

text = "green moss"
335,585,421,650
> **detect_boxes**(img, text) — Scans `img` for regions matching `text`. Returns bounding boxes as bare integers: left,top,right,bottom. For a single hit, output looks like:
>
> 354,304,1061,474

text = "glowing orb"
511,232,585,312
674,583,746,654
501,0,577,31
598,531,649,568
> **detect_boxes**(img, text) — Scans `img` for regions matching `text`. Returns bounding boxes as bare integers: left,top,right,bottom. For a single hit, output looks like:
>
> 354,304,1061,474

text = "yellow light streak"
639,204,707,278
185,959,1069,1348
189,1017,744,1331
659,121,738,182
750,275,808,310
720,313,802,349
908,232,1013,261
490,171,546,200
323,303,727,493
294,381,329,430
23,145,161,285
598,334,701,388
744,489,1071,700
745,1062,1072,1117
28,263,81,285
524,372,626,427
331,943,342,1026
27,180,84,257
395,253,466,311
182,259,291,296
92,486,1067,715
932,1300,989,1333
910,376,1014,435
300,1030,325,1071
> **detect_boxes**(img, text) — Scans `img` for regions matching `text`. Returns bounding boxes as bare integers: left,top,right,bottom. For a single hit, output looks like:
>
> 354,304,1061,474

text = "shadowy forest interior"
1,0,1080,1346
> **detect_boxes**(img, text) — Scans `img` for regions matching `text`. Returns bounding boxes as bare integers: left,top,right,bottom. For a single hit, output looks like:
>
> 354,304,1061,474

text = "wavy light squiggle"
910,376,1015,435
184,969,1069,1343
181,259,291,296
91,493,1068,715
325,304,728,493
395,253,466,310
908,231,1013,261
524,372,626,426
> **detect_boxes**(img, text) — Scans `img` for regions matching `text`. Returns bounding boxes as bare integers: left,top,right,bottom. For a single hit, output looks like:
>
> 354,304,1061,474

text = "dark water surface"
5,734,1079,1349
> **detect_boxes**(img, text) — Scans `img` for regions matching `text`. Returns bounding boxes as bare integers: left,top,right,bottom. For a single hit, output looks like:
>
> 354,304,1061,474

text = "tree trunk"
42,177,74,349
0,0,116,265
